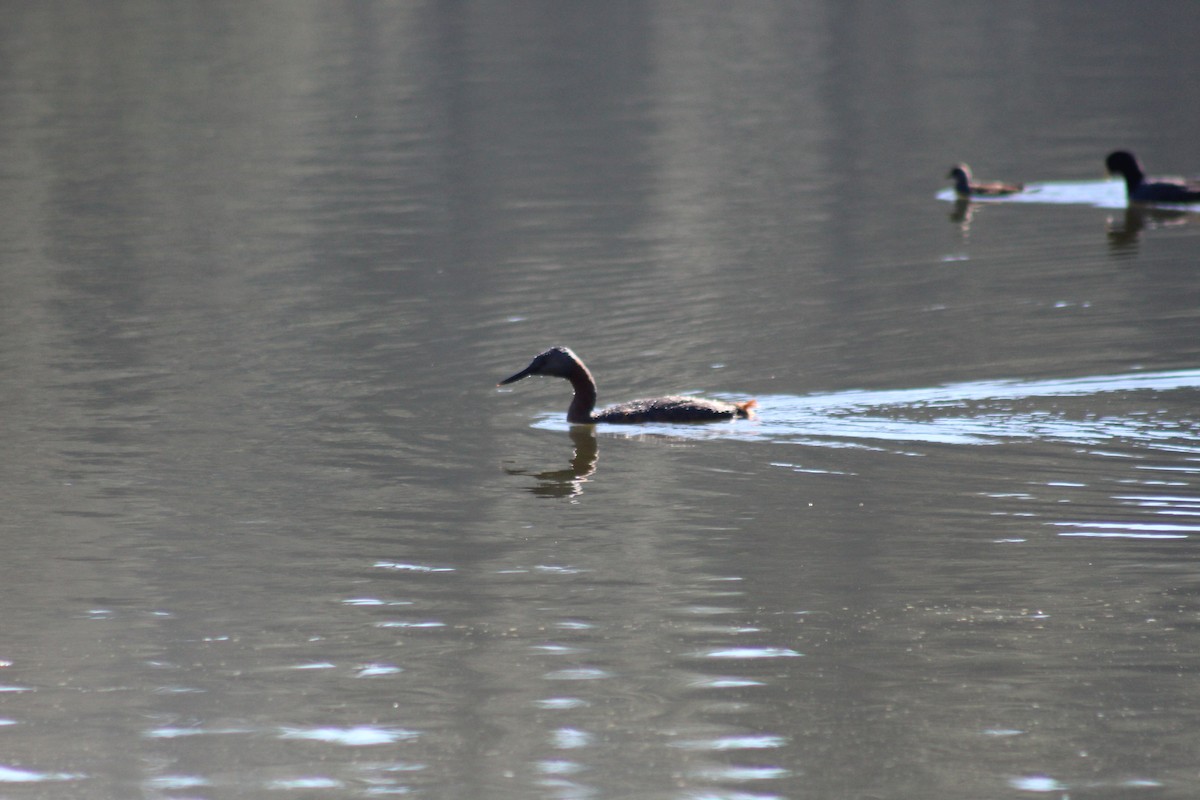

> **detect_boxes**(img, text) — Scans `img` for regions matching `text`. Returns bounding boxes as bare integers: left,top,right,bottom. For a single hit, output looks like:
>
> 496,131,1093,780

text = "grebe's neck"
564,360,599,424
1112,154,1144,192
953,170,971,196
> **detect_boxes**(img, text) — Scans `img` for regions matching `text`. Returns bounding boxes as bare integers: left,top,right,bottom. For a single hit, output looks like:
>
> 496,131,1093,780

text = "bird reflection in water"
1106,205,1197,252
504,426,599,499
947,197,1000,238
948,197,975,229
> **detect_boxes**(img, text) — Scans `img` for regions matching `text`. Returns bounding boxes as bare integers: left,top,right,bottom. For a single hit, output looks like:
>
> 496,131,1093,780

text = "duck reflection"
505,425,599,499
948,197,975,228
1107,204,1197,252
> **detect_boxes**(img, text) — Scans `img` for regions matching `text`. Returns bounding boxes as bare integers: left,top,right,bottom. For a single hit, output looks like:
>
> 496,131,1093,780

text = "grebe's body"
1106,150,1200,203
948,163,1024,197
499,346,756,425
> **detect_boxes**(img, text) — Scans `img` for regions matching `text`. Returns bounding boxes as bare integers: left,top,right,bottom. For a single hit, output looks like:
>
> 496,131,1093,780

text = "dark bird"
1105,150,1200,203
947,163,1024,197
499,346,756,425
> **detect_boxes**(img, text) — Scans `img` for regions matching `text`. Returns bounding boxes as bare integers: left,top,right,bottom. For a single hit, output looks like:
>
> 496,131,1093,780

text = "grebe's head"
947,164,971,181
499,346,582,385
1105,150,1142,180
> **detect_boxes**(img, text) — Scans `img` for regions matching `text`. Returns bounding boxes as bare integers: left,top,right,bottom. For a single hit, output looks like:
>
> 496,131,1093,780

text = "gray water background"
2,3,1200,798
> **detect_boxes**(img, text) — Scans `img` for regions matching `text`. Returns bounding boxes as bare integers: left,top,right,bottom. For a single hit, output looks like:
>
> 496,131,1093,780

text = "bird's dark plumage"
1106,150,1200,203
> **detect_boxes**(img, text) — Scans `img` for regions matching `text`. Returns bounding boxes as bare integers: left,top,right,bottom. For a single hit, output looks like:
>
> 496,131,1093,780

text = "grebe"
499,346,756,425
1106,150,1200,203
947,163,1024,197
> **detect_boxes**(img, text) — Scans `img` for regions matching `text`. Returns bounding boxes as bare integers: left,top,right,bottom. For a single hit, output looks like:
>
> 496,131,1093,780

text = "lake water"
2,3,1200,799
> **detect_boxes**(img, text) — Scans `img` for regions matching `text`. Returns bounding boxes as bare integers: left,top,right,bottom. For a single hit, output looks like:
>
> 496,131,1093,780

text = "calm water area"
3,3,1200,798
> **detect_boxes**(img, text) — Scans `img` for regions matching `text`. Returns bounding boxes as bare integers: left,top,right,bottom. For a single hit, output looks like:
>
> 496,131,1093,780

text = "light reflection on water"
0,766,86,784
278,725,419,745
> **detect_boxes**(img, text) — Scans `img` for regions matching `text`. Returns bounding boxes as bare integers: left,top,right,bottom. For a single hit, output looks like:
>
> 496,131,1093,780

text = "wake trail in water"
534,367,1200,448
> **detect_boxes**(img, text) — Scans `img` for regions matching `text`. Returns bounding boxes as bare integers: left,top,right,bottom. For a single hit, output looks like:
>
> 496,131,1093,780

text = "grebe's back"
593,395,755,424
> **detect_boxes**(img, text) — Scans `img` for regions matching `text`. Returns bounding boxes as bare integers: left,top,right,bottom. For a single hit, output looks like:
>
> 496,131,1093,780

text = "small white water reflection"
372,561,455,573
1117,494,1200,513
1010,774,1068,792
692,647,803,660
669,734,788,751
145,775,210,790
552,728,592,749
267,777,343,790
535,697,590,710
544,667,611,681
689,764,793,782
0,765,84,783
685,676,767,689
531,367,1200,449
356,664,403,677
144,725,254,739
278,726,418,746
1053,522,1194,539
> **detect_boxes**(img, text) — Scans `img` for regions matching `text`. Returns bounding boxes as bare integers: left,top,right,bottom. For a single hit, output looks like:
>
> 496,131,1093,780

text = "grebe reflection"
504,426,599,499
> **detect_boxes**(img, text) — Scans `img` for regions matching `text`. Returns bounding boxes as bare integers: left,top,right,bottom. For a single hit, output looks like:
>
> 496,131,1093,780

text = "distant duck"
499,346,756,424
1105,150,1200,203
947,163,1024,197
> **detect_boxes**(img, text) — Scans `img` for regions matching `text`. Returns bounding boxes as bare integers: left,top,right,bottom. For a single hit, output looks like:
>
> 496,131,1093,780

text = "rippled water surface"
2,3,1200,799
